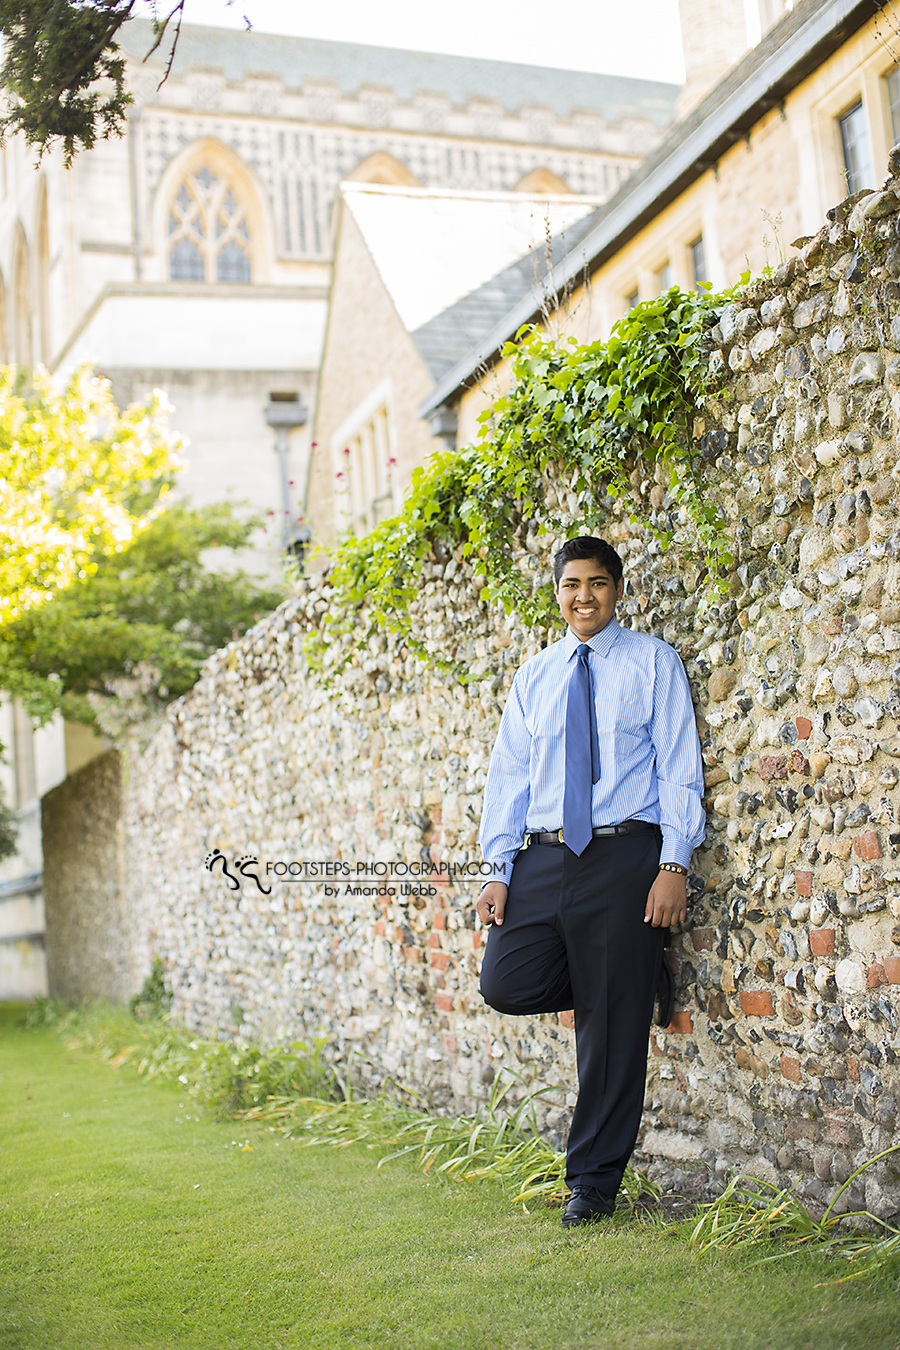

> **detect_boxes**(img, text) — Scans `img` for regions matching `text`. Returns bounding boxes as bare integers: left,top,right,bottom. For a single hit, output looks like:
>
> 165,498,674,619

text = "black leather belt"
523,820,658,847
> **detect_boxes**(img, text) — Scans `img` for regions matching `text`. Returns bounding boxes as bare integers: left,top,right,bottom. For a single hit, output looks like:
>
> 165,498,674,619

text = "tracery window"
168,167,252,283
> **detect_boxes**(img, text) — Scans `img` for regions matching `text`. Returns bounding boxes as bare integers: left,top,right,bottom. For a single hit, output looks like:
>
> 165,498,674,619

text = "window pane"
169,236,205,281
839,102,873,195
656,261,673,293
690,235,708,290
170,168,253,285
216,241,251,283
625,290,639,311
887,67,900,148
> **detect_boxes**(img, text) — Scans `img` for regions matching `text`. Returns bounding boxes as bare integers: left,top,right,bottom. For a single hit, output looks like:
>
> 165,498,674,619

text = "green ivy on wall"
313,284,736,668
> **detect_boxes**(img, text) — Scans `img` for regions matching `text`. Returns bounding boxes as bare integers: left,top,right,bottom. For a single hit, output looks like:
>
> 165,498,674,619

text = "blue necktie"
563,643,601,855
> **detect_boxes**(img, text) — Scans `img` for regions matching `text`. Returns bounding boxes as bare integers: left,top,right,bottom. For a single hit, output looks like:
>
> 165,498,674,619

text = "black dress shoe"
561,1186,616,1227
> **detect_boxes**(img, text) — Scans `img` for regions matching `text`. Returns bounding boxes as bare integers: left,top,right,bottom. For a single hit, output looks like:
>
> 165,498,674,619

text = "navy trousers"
479,827,664,1197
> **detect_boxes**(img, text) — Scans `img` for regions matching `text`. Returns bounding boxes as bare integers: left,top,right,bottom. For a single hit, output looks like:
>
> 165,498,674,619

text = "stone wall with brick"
45,167,900,1218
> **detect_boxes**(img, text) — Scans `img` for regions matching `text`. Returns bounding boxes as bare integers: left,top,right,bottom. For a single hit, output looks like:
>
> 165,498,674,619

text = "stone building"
0,18,677,996
308,0,881,536
308,181,601,543
420,0,895,445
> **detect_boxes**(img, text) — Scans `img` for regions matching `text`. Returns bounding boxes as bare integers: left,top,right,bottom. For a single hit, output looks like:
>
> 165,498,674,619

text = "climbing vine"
315,284,737,662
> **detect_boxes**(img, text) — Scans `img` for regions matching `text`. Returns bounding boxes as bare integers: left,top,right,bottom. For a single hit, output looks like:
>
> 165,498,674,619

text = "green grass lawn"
1,1001,897,1350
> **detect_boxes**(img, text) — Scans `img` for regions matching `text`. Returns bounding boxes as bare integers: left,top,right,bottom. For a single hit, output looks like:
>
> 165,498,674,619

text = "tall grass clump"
690,1150,900,1283
240,1069,659,1211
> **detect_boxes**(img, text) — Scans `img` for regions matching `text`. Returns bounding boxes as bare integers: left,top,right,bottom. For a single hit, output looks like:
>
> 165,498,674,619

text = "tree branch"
27,4,137,131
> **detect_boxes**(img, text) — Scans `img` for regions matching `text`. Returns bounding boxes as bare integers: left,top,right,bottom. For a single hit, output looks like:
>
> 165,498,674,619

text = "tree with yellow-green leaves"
0,365,283,730
0,365,178,627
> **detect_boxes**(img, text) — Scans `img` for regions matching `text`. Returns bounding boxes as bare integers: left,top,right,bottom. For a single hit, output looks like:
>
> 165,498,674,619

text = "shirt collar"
564,617,621,661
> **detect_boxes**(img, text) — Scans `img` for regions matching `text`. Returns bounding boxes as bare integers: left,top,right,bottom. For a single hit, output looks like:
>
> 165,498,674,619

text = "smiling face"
554,557,624,640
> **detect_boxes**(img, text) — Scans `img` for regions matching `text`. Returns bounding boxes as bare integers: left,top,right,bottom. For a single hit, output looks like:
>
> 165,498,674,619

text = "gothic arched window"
168,167,252,283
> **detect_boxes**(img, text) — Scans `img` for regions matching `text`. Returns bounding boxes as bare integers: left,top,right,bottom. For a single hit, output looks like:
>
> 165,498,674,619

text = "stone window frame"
344,150,421,189
884,64,900,149
514,166,572,194
808,45,900,217
34,175,50,362
168,164,253,284
151,136,273,286
597,198,717,334
654,259,675,294
148,116,627,267
5,697,36,809
690,235,708,292
837,101,874,196
615,214,711,312
330,379,401,537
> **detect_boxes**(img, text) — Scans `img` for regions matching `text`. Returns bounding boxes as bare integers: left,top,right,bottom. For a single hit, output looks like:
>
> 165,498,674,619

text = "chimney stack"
676,0,750,119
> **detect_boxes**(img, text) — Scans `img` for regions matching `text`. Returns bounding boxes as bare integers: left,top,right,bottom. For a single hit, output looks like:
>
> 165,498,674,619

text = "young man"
476,536,705,1226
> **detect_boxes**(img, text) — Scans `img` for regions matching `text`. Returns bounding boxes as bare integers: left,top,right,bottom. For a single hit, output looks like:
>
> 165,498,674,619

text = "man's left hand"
644,870,687,927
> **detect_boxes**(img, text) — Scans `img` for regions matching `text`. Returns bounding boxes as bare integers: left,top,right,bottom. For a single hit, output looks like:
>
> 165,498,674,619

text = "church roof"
119,19,678,125
340,182,600,377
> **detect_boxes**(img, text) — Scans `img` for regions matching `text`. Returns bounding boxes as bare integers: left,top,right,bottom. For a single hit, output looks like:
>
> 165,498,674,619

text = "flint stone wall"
45,176,900,1216
42,749,149,1004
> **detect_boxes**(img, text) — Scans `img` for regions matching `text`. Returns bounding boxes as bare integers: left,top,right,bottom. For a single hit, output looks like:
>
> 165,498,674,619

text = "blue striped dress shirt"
479,618,706,880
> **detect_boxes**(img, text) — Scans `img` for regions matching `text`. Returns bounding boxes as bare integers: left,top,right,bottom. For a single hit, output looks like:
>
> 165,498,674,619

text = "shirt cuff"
660,833,694,871
481,854,515,885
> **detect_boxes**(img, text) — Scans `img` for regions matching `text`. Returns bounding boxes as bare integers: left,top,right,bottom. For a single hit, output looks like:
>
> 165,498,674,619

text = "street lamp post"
265,394,309,558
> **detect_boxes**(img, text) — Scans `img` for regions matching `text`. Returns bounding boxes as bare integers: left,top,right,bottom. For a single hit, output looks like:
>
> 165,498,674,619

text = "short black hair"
553,536,623,587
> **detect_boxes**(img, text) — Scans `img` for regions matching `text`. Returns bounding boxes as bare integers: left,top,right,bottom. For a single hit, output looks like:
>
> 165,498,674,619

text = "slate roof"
119,18,678,125
342,183,599,342
411,209,599,382
419,0,881,416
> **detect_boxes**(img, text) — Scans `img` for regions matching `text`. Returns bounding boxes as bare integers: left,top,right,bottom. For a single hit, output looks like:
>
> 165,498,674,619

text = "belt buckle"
557,828,565,844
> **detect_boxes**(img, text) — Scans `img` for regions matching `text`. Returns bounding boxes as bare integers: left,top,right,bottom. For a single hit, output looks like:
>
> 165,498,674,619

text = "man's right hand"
475,881,508,926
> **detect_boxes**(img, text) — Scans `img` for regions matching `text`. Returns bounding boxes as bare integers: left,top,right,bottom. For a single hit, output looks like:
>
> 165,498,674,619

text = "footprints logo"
203,850,272,895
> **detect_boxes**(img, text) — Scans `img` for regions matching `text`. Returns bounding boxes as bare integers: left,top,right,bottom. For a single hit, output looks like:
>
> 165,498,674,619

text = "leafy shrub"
129,956,173,1021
